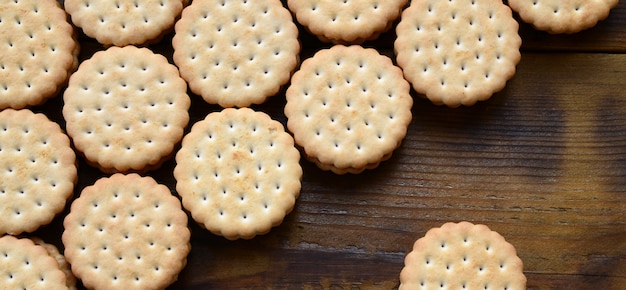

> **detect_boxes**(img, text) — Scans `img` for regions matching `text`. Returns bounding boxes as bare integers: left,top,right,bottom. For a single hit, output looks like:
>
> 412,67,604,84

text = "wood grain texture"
32,0,626,289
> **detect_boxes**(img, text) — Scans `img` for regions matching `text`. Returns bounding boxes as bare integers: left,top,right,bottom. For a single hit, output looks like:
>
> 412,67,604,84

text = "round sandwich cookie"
174,107,302,240
395,0,522,107
62,173,191,290
287,0,408,44
0,235,70,290
64,0,188,46
285,45,413,174
0,0,79,109
400,221,527,290
63,45,190,174
172,0,300,108
31,237,78,290
0,109,77,236
508,0,619,34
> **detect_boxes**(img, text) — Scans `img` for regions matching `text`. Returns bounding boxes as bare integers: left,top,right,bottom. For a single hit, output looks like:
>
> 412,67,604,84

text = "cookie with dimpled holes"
64,0,188,46
507,0,619,34
285,45,413,174
62,173,191,290
0,235,70,290
174,107,302,240
400,221,527,290
395,0,521,107
0,0,79,109
287,0,408,44
63,45,190,173
31,237,78,290
0,109,77,236
172,0,300,108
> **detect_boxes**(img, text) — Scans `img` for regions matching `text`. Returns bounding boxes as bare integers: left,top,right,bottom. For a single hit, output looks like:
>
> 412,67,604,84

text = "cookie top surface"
172,0,300,108
395,0,521,107
508,0,619,34
0,235,68,290
399,221,526,290
62,173,191,290
64,0,186,46
285,45,413,174
0,0,77,109
287,0,408,43
0,109,77,236
174,107,302,240
63,45,190,173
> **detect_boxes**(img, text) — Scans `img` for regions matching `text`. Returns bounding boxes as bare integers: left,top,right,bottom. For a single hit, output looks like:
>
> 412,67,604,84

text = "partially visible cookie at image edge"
0,0,78,109
173,0,300,108
62,173,191,290
0,235,69,289
400,221,526,290
287,0,408,44
64,0,188,46
0,109,77,236
31,237,78,290
508,0,619,34
395,0,522,107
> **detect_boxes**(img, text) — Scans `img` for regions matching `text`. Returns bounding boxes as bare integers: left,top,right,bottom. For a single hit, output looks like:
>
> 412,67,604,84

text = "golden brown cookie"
62,173,191,290
0,109,77,236
395,0,521,107
63,45,190,173
287,0,408,43
0,0,78,109
285,45,413,174
174,107,302,240
64,0,187,46
31,237,78,290
400,221,526,290
172,0,300,107
0,235,69,289
508,0,619,34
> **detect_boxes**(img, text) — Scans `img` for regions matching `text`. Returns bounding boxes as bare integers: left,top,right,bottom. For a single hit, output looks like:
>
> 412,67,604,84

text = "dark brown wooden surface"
31,1,626,289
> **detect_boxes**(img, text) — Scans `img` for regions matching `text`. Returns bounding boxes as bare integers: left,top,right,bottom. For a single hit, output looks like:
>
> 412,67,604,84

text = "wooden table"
35,1,626,289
